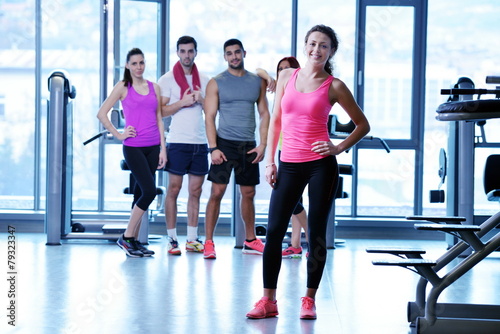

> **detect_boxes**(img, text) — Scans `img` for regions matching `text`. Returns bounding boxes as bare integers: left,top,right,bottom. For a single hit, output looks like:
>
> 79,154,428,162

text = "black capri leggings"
123,145,160,211
263,155,338,289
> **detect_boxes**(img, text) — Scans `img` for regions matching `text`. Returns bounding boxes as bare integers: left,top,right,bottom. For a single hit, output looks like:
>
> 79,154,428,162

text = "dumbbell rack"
367,214,500,334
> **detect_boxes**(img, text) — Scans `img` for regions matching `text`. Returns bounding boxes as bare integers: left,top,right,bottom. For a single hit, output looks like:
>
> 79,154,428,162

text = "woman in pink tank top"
97,48,166,258
247,25,370,320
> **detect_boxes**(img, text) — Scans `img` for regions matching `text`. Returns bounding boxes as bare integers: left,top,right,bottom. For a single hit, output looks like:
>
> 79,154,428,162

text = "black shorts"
208,137,260,186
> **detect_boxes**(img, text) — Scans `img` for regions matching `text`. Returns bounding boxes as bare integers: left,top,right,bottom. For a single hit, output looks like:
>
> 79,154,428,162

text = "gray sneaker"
117,235,144,257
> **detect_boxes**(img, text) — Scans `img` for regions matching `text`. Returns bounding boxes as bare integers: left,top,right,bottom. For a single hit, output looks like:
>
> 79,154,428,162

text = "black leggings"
278,151,304,215
123,145,160,211
263,155,338,289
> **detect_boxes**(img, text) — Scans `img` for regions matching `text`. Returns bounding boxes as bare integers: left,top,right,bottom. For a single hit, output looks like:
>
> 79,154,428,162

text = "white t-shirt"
157,70,210,144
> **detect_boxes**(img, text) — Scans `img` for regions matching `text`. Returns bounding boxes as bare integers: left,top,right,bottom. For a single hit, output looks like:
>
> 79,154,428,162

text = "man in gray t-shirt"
203,38,270,259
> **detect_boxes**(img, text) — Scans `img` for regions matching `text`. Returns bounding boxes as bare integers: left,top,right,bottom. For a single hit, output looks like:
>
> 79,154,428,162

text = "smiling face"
224,44,245,70
304,31,335,66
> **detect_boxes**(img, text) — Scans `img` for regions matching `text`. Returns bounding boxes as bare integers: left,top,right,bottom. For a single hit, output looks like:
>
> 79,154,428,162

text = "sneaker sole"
246,312,278,319
282,254,302,259
242,249,263,255
168,251,181,255
300,315,317,320
117,242,143,257
186,248,204,253
203,253,216,259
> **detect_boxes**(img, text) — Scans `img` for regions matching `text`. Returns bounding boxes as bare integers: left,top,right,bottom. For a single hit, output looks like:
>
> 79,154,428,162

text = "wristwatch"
209,147,219,153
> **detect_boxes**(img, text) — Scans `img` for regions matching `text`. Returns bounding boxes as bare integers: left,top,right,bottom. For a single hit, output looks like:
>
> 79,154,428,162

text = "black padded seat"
121,159,129,170
484,155,500,202
436,99,500,121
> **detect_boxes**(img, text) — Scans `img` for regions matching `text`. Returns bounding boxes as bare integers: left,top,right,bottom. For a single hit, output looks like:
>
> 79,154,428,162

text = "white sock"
167,228,177,241
187,225,198,241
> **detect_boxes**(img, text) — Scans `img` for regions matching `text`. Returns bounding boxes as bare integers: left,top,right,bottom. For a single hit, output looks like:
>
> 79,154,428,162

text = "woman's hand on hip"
311,140,340,156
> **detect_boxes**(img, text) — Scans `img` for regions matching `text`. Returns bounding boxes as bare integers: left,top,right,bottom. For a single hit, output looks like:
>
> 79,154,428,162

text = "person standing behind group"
157,36,210,255
203,38,270,259
247,25,370,319
97,47,167,257
276,56,309,259
258,57,309,259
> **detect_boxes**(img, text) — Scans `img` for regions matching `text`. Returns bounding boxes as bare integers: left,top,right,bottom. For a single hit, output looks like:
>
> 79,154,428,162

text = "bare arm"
161,87,197,117
312,78,370,156
248,79,270,164
153,83,167,169
204,79,226,164
264,68,292,187
331,79,370,152
96,82,135,141
256,68,276,93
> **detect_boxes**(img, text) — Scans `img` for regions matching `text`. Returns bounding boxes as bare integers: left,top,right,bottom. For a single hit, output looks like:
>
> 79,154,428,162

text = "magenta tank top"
280,68,333,163
121,80,160,147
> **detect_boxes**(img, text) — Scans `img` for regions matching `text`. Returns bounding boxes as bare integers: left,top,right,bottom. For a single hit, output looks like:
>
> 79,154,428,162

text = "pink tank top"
280,68,333,163
121,81,160,147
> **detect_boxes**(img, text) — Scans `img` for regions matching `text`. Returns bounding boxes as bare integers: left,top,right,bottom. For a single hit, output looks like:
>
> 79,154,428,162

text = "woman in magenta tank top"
97,48,166,257
247,25,370,320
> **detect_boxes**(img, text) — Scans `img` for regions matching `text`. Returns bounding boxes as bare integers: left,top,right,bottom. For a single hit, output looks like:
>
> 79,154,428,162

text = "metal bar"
34,0,42,211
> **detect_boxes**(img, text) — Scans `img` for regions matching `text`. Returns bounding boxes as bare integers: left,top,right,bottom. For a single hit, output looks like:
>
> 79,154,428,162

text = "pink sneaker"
243,238,265,254
246,297,279,319
300,296,317,319
282,246,303,258
203,240,216,259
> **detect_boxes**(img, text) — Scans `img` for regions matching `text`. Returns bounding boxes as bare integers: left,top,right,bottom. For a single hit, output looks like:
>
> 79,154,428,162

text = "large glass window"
0,0,36,209
2,0,500,226
167,0,293,215
423,0,500,217
296,0,357,216
357,149,415,217
363,6,414,140
100,0,162,211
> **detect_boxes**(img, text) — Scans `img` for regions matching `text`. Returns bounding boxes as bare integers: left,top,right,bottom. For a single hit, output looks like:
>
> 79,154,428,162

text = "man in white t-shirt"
157,36,210,255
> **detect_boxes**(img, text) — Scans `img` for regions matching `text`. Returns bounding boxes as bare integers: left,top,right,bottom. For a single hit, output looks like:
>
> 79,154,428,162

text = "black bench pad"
372,259,437,267
414,224,481,232
366,247,426,255
406,216,466,224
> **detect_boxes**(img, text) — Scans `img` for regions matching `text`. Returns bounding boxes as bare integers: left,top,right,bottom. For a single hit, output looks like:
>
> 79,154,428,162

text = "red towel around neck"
173,60,201,99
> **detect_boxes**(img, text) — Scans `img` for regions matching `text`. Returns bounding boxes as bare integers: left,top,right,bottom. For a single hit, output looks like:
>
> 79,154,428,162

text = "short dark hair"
223,38,244,52
177,35,197,51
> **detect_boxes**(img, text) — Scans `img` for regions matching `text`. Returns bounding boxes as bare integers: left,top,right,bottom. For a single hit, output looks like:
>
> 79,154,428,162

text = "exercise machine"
367,76,500,333
45,70,77,245
46,71,163,245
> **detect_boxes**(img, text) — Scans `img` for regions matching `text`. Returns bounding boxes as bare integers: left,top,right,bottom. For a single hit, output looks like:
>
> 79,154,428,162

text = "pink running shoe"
246,297,279,319
282,246,303,258
300,296,317,319
203,240,216,259
243,238,265,254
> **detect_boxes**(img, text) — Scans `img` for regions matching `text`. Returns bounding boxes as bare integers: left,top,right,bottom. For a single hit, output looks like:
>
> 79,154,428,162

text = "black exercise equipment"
367,76,500,333
429,149,447,203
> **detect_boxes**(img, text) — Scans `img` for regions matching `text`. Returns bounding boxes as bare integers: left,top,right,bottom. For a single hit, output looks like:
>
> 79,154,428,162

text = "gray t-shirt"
214,70,262,141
